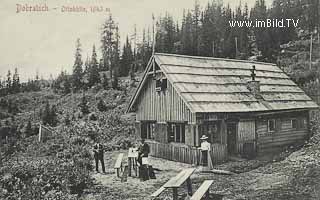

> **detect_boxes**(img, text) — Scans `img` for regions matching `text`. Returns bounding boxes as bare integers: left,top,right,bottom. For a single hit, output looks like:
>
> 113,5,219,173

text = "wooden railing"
146,141,227,165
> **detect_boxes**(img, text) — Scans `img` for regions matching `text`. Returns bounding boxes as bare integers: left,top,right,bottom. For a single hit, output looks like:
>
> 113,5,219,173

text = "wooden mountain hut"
126,53,319,165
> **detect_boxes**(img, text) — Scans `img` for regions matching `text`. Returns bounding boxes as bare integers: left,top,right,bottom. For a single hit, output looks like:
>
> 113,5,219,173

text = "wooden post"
212,41,215,57
172,188,178,200
235,37,238,58
205,190,210,200
117,168,120,177
121,165,128,182
134,158,138,176
128,158,132,176
187,177,193,196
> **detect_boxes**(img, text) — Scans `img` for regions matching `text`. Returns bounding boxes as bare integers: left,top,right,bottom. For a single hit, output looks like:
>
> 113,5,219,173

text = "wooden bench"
150,186,166,199
151,168,196,200
114,153,124,177
190,180,214,200
164,168,196,200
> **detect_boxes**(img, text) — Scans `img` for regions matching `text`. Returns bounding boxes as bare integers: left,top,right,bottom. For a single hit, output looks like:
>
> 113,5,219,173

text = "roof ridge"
154,53,277,66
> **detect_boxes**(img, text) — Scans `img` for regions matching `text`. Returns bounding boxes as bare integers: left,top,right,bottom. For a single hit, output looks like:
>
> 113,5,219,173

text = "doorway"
227,123,237,155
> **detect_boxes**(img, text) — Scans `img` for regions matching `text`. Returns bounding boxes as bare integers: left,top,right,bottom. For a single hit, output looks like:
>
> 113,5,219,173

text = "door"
227,123,237,155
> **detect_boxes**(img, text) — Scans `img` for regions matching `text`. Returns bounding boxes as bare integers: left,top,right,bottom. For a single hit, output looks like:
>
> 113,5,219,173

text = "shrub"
97,99,107,112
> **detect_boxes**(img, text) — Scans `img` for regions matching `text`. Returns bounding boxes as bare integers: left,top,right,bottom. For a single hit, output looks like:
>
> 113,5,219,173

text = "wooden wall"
146,140,227,165
256,112,309,154
135,74,196,123
237,120,256,154
154,123,167,143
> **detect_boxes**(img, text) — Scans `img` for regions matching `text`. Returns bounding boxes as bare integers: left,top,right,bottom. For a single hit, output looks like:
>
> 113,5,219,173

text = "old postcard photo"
0,0,320,199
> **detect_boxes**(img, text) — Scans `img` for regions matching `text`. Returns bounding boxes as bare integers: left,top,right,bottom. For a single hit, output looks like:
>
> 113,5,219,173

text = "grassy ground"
83,140,320,200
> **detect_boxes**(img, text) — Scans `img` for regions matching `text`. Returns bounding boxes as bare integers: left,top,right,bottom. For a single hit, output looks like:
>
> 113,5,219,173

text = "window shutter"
141,123,147,139
276,118,281,131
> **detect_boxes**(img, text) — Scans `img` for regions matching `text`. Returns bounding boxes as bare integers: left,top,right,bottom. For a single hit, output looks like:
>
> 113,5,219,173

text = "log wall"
256,112,309,154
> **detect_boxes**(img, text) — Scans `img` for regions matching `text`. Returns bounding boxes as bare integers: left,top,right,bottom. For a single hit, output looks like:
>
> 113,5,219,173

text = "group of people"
93,138,152,180
93,134,212,177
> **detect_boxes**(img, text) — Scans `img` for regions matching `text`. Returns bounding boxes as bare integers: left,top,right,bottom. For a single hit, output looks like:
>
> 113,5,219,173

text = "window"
155,78,167,92
147,123,155,139
268,119,275,132
141,122,155,140
161,78,167,90
168,123,185,143
291,119,298,129
199,123,220,144
155,79,162,91
301,118,307,129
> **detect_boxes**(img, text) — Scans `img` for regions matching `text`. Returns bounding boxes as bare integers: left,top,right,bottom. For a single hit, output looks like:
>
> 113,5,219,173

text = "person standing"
199,135,211,168
93,142,106,173
138,139,150,181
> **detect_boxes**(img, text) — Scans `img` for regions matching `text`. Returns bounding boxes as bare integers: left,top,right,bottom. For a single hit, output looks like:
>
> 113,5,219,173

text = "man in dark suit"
93,142,106,173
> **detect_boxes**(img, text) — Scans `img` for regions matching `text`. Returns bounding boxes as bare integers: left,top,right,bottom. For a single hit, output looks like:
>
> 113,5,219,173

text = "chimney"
247,65,261,99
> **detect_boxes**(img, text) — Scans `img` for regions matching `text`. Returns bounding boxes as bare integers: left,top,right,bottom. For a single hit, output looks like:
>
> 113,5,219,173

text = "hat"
200,135,208,140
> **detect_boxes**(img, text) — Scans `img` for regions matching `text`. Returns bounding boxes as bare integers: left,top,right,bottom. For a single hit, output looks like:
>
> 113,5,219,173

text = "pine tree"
192,0,201,55
101,14,119,81
102,73,109,89
98,59,105,71
72,38,83,91
88,45,100,87
181,10,194,55
79,95,90,115
6,70,11,93
119,36,133,77
12,68,20,93
63,76,71,94
112,71,119,90
35,71,41,91
84,56,90,74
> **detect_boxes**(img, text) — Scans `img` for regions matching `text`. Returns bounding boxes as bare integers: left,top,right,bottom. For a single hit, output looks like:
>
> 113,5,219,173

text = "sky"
0,0,272,82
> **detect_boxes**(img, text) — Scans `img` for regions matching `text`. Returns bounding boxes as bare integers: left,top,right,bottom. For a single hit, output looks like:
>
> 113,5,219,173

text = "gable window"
155,78,167,92
268,119,275,132
168,123,185,143
291,119,298,129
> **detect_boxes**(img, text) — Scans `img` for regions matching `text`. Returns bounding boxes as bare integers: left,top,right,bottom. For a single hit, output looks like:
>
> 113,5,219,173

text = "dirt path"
83,147,320,200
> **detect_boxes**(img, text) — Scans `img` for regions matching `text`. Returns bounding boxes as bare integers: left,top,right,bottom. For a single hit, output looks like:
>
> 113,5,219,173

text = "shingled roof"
127,53,318,113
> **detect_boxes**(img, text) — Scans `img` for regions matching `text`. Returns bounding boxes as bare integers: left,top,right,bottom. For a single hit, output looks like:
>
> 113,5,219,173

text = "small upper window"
291,119,298,129
155,78,167,92
268,119,275,132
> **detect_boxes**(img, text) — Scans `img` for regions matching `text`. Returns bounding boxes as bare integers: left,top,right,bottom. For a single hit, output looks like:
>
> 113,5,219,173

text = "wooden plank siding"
256,115,309,154
135,75,196,123
146,140,227,165
154,123,168,143
237,120,256,154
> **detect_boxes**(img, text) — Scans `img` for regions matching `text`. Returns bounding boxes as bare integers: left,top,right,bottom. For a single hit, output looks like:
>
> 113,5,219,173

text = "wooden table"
163,168,196,200
128,148,138,177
